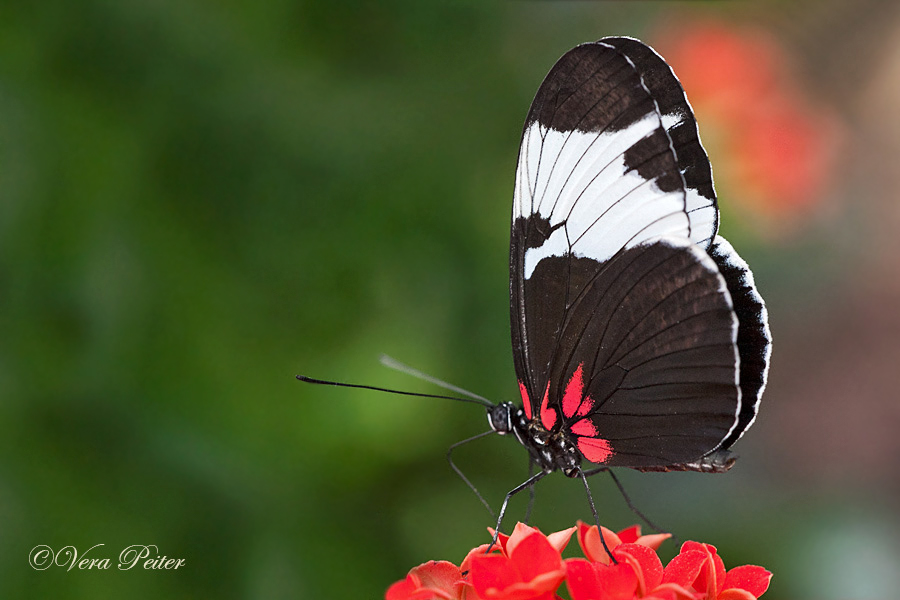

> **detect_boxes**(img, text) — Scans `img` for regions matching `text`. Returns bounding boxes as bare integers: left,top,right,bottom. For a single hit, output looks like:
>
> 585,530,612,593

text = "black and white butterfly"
300,36,771,537
490,37,771,485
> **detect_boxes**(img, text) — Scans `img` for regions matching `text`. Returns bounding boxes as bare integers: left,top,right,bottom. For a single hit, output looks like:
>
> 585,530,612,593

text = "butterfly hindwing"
559,239,740,467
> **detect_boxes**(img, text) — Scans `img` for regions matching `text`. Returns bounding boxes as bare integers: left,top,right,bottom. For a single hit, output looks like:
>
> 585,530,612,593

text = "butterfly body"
488,402,583,477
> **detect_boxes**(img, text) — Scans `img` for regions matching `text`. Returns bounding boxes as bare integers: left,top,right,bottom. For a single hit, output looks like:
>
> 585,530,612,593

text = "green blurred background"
3,1,900,598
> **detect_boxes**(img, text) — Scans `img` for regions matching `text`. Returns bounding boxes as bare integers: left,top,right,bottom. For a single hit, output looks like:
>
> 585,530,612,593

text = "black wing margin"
708,237,772,450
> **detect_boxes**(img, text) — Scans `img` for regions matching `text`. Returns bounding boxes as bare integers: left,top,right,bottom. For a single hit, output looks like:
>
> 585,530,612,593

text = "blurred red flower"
386,522,771,600
653,21,843,232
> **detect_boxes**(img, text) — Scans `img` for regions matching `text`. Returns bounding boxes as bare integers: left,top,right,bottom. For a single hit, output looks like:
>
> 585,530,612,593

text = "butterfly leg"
576,468,617,563
582,467,679,546
489,470,547,551
523,459,537,524
447,430,498,518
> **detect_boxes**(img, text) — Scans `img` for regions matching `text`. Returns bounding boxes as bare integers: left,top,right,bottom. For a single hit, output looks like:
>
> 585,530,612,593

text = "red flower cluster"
386,522,771,600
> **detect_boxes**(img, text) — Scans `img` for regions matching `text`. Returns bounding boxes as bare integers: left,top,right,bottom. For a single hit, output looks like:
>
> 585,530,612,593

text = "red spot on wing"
570,418,597,437
562,363,595,419
539,383,556,429
518,380,532,420
575,394,594,418
577,436,614,464
562,364,584,418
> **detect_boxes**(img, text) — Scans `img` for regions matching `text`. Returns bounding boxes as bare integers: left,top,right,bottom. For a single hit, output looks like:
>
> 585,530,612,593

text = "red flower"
386,522,772,600
465,523,574,600
476,522,577,562
386,560,469,600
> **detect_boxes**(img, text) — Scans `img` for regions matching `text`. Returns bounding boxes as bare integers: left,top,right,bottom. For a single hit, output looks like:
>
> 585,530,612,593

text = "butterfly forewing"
510,38,753,469
602,37,719,248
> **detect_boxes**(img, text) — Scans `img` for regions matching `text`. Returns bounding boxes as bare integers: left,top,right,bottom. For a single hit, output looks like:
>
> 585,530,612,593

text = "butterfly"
299,36,772,537
487,36,771,492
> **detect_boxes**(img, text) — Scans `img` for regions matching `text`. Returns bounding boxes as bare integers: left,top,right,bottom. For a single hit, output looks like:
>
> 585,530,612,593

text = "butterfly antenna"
296,374,491,407
379,354,494,406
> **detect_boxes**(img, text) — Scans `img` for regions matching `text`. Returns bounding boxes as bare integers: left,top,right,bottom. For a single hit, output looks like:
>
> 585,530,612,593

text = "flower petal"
487,528,513,556
565,559,602,600
468,554,520,599
386,576,419,600
412,561,464,594
679,541,715,556
386,561,461,600
648,582,704,600
546,526,577,554
566,558,600,600
679,542,724,597
487,580,560,600
506,523,540,557
698,553,725,597
461,544,494,575
509,531,565,588
617,525,641,544
643,590,678,600
709,552,726,597
567,558,638,600
636,533,673,551
662,550,707,588
602,562,640,599
519,571,567,596
615,543,664,594
386,575,453,600
617,525,672,551
723,565,772,598
577,521,622,564
718,589,758,600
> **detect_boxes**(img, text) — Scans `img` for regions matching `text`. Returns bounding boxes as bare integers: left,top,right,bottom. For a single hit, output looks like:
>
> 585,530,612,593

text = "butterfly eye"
487,403,514,435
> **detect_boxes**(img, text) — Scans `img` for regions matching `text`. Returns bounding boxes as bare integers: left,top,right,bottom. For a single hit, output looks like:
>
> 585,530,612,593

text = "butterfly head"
487,402,517,435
